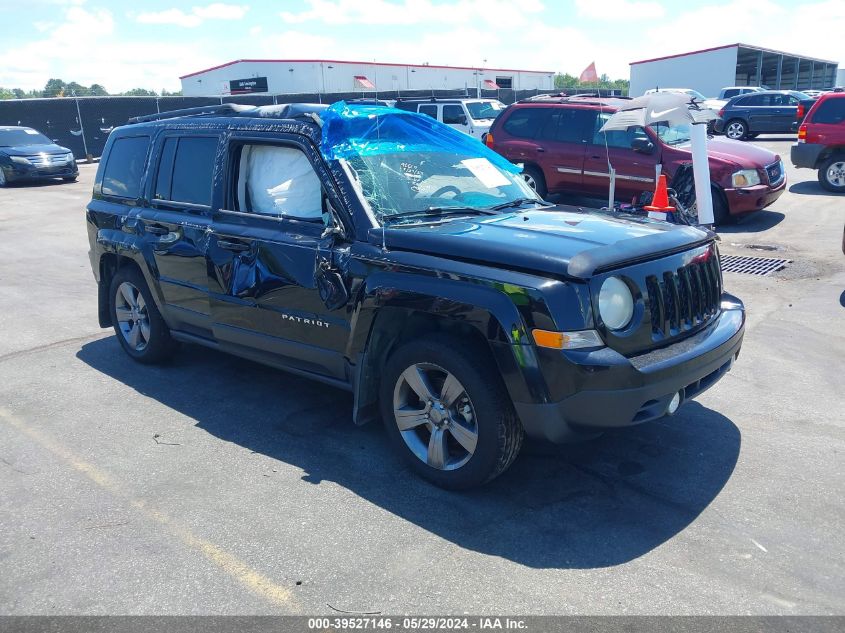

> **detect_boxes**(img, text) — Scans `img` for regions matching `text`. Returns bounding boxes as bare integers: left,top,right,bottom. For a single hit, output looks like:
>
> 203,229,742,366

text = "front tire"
62,176,78,182
724,119,747,140
109,266,175,364
380,334,523,489
818,156,845,193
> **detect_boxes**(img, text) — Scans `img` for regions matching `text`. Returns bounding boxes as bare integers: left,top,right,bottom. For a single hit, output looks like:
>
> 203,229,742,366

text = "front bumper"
1,161,78,182
723,179,786,215
515,297,745,443
790,143,823,169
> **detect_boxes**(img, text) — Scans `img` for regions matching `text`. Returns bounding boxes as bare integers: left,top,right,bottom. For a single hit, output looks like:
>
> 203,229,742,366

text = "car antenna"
375,110,388,253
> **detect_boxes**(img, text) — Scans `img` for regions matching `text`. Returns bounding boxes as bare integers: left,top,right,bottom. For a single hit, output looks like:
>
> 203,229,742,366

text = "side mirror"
631,137,655,154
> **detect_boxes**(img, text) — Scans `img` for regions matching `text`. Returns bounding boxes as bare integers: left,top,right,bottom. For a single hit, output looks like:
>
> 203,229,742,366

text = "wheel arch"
349,275,548,426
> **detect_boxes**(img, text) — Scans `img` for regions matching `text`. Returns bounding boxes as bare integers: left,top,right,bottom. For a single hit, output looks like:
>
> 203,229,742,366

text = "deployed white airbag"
241,145,322,218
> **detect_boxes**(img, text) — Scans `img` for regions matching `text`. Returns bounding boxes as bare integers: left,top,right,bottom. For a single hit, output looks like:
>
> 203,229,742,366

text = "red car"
486,96,786,224
791,93,845,193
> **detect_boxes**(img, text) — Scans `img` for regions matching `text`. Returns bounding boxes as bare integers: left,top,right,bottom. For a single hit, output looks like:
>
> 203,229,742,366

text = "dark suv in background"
86,101,745,489
0,126,78,187
486,96,785,223
714,90,811,140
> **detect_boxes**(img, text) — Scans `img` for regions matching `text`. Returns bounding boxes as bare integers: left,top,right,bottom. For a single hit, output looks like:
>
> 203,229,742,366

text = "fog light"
667,391,682,415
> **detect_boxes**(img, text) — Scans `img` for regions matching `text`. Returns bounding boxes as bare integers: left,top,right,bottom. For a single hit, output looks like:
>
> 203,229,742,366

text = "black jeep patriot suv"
86,101,745,489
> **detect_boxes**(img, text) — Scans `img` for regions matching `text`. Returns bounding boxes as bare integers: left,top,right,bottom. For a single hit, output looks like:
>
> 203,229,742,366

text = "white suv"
394,98,506,138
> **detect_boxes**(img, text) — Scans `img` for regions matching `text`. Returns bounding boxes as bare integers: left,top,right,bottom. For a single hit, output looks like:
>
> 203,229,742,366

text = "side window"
812,98,845,124
235,144,323,220
502,108,548,139
170,137,218,206
723,89,739,98
786,95,799,106
561,109,598,143
591,113,645,148
442,105,466,124
418,104,438,119
102,136,149,198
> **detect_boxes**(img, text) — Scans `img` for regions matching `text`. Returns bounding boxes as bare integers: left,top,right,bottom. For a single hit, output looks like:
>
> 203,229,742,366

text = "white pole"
607,167,616,210
690,122,714,226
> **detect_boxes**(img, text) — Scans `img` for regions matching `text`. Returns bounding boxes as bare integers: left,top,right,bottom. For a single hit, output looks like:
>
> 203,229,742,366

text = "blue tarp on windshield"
319,101,519,174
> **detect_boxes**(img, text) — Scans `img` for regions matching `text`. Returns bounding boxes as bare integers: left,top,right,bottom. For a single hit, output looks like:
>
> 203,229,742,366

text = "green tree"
0,87,15,100
160,88,182,96
44,78,65,97
65,81,87,96
122,88,158,96
89,83,109,96
12,88,26,99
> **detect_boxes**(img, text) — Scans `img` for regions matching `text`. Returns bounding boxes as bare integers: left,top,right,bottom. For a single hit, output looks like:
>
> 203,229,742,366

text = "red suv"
486,96,786,223
791,93,845,192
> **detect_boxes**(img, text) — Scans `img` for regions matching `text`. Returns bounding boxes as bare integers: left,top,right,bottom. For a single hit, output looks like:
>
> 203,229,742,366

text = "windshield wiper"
488,197,553,211
383,206,497,223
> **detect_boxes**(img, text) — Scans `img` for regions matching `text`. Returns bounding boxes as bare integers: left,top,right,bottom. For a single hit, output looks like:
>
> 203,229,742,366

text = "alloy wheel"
523,173,537,191
826,161,845,188
726,122,745,139
0,168,6,187
392,363,479,471
114,281,151,352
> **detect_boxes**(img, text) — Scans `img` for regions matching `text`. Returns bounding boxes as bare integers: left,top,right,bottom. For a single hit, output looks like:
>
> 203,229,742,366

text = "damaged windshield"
321,101,540,224
343,150,537,223
651,122,692,146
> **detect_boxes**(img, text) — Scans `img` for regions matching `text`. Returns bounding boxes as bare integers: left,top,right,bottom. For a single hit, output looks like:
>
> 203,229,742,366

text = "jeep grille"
645,253,722,340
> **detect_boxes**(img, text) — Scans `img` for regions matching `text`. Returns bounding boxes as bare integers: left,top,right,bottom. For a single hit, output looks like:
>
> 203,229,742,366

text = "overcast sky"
0,0,842,93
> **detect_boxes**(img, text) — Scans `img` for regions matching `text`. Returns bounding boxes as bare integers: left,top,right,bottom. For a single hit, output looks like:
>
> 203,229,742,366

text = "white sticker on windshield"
461,158,510,188
25,129,39,134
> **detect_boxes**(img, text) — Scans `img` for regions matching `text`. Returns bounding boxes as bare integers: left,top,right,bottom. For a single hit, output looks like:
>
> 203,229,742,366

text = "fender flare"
348,271,550,425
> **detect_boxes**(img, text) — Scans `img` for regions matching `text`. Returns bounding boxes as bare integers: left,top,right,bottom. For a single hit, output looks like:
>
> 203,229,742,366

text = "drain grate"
720,254,791,276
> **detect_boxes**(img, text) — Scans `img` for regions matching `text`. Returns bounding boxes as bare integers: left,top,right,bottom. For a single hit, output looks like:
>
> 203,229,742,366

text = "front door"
206,133,352,382
138,131,219,336
582,113,658,200
535,107,596,193
442,103,471,136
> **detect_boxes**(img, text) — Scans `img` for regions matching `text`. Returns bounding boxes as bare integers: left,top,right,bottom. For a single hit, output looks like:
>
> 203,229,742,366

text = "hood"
0,143,72,156
669,137,779,170
370,208,713,279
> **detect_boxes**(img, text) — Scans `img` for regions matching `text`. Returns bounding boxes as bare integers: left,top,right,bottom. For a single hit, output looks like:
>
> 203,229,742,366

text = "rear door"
533,107,595,193
772,94,800,132
741,94,773,132
206,132,352,381
138,131,219,336
418,104,439,121
582,112,658,199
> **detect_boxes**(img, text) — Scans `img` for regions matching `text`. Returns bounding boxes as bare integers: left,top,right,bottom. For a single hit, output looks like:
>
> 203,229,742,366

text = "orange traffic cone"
645,174,675,220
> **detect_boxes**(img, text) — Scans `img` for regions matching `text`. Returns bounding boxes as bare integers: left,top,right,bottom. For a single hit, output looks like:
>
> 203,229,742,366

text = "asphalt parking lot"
1,138,843,615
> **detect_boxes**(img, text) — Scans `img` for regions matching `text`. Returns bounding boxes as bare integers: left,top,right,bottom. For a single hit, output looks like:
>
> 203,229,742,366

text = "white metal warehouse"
180,59,555,97
629,43,839,98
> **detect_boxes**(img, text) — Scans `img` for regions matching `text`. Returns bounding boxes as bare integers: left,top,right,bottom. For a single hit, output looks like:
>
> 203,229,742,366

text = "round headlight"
598,276,634,331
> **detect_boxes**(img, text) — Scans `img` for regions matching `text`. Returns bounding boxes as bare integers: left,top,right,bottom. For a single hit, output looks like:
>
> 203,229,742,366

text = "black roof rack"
128,102,329,125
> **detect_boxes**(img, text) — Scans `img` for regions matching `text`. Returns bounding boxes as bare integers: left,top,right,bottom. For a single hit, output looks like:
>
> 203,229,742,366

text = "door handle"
535,147,545,153
217,239,250,252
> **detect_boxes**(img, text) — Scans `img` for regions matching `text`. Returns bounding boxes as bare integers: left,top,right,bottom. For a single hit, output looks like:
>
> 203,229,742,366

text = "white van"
394,98,506,138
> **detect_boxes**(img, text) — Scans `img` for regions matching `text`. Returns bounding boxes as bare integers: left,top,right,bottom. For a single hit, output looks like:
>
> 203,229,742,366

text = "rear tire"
380,334,523,489
109,266,175,364
818,156,845,193
62,176,78,182
724,119,747,141
522,165,548,199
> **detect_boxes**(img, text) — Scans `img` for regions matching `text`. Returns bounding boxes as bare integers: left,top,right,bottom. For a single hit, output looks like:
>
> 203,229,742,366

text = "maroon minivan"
486,96,786,223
